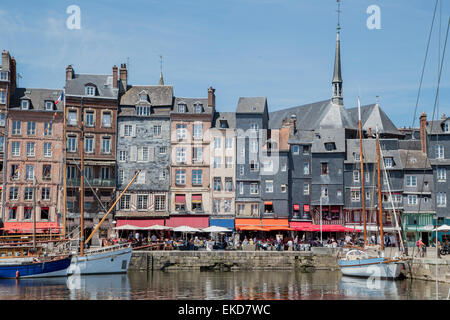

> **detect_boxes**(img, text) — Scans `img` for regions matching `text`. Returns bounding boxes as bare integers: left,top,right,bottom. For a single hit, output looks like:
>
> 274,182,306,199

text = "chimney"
119,63,127,92
289,114,296,135
208,86,215,108
1,50,10,71
66,65,74,81
420,112,427,153
10,56,16,92
442,113,447,120
112,65,118,89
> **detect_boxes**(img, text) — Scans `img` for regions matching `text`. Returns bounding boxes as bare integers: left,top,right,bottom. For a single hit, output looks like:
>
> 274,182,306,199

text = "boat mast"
62,88,67,240
358,97,367,246
33,174,37,251
79,97,84,256
376,129,384,251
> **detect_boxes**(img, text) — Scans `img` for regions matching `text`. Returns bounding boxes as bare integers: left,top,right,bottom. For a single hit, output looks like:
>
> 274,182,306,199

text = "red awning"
2,222,60,234
293,204,300,211
191,195,202,203
290,221,313,231
264,201,273,206
175,195,186,204
303,205,310,212
165,216,209,228
116,219,165,228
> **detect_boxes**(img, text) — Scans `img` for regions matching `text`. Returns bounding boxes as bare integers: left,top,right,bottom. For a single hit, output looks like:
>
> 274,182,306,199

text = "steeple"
158,55,165,85
332,0,343,105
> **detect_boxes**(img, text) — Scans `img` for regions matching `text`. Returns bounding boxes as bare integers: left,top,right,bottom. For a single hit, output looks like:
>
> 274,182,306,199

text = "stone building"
168,88,215,228
64,64,119,244
115,83,173,228
4,88,63,233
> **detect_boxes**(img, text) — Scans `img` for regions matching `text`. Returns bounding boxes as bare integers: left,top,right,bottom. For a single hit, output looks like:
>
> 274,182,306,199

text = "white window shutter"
119,124,124,137
130,145,137,161
132,125,136,137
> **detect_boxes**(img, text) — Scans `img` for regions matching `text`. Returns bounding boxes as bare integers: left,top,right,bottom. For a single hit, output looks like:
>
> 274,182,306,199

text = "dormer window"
45,101,53,111
194,104,203,113
445,121,450,133
21,100,30,110
85,86,96,96
324,142,336,151
0,72,8,81
250,123,259,130
178,103,187,113
136,106,150,116
384,157,394,168
219,120,228,128
139,94,147,102
354,153,361,161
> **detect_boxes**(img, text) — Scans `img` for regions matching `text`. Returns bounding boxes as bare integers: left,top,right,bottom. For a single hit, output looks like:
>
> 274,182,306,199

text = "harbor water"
0,270,448,300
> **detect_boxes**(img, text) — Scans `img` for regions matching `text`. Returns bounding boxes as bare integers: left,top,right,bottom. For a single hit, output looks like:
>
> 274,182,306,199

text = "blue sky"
1,0,449,127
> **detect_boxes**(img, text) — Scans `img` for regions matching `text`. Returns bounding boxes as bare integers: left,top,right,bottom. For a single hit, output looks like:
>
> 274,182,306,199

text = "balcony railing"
67,178,115,188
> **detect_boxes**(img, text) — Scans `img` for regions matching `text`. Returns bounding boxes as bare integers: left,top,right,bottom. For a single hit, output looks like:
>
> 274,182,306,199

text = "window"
67,165,76,179
353,170,360,182
44,142,52,157
136,106,150,116
351,190,361,202
101,137,111,153
124,125,133,136
159,146,167,154
437,192,447,207
337,189,342,197
354,153,360,161
153,125,161,136
303,162,309,175
250,140,258,153
250,123,259,130
85,111,94,126
225,137,233,149
262,160,273,172
139,94,147,102
281,162,287,172
384,157,393,168
102,112,112,127
303,145,310,155
250,183,259,194
0,136,4,152
225,178,233,192
303,183,310,195
177,104,186,113
324,142,336,151
155,195,166,211
137,195,148,210
238,204,245,215
0,113,5,126
407,195,418,205
175,170,186,185
321,186,328,197
8,207,17,220
239,166,244,176
213,200,220,213
214,137,221,149
176,124,186,140
366,172,370,183
26,142,35,156
214,157,222,168
136,171,145,184
281,184,287,193
250,160,259,172
25,165,34,180
214,177,222,191
176,147,186,163
21,100,29,110
137,146,149,162
251,204,259,215
40,207,49,220
265,180,273,193
192,170,202,185
321,163,329,175
445,122,450,133
0,72,7,80
67,135,77,152
85,86,95,96
194,104,203,113
41,164,51,181
239,182,244,195
406,175,417,187
44,122,52,136
225,156,233,168
193,147,202,163
27,122,36,135
24,207,32,220
118,170,124,184
119,150,128,162
85,136,94,153
101,167,110,180
12,120,20,135
437,168,446,181
9,187,18,200
119,195,131,210
191,194,202,212
10,164,19,180
41,187,50,201
11,141,20,156
435,145,444,159
68,110,77,125
45,101,53,111
0,91,5,104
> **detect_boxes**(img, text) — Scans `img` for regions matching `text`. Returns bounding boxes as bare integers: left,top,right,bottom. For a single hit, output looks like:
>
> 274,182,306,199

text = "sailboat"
64,97,136,275
0,177,71,278
337,98,408,279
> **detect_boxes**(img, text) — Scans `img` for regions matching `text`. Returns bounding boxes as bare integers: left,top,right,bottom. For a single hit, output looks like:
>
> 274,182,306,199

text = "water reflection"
0,270,447,300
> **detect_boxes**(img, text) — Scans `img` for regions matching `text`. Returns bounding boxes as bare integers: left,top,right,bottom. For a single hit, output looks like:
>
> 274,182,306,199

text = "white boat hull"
340,262,402,279
67,246,132,275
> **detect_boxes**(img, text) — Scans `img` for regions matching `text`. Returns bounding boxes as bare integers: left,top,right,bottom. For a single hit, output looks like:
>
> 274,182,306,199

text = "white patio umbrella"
201,226,232,233
113,224,142,230
432,224,450,232
172,226,201,233
144,225,173,231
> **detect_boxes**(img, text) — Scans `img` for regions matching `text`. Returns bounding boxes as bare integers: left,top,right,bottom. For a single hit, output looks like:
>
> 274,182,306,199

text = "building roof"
398,140,422,151
65,73,118,99
345,138,403,169
236,97,267,114
10,88,63,112
311,128,346,153
213,112,236,128
172,97,212,115
426,118,450,135
120,85,173,106
399,149,431,169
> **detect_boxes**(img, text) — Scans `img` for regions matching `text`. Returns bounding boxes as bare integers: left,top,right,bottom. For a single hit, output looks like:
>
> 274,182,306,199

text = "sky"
1,0,449,128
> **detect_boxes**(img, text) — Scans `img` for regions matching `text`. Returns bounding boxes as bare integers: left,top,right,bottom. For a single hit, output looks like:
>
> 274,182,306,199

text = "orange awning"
264,201,273,205
2,222,60,234
261,219,294,231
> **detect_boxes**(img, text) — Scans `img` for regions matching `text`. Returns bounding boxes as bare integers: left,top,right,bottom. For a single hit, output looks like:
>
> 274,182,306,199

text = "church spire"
158,55,165,85
332,0,343,105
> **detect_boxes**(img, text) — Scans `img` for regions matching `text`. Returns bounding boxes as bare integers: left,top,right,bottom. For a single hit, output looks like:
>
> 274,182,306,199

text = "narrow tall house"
4,88,63,234
115,82,173,228
64,64,119,244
